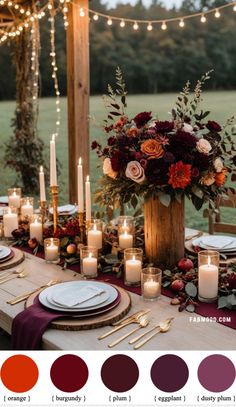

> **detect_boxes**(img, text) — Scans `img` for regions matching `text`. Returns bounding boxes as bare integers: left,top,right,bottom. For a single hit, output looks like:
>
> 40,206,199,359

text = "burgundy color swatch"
50,355,88,392
198,354,235,392
101,355,139,392
151,354,189,392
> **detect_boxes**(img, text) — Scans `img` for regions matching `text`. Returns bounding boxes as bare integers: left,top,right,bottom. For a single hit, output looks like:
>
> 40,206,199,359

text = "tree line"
0,0,236,100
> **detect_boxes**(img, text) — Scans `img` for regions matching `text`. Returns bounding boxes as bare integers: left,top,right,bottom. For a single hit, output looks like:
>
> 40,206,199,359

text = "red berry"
178,257,194,272
171,279,185,292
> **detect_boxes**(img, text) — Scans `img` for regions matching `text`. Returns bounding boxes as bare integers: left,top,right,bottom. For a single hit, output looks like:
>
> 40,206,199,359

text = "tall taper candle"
85,175,91,221
39,166,46,202
77,157,84,212
50,134,57,186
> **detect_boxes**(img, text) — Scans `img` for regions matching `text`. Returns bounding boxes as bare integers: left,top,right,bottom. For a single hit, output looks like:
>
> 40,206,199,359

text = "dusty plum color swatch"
50,354,88,392
101,354,139,392
198,354,235,392
151,354,189,392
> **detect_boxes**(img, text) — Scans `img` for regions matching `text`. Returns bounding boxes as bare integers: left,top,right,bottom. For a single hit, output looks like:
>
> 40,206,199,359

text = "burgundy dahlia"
191,167,200,178
163,152,175,164
155,120,174,133
145,159,169,185
133,111,152,128
193,152,210,171
110,151,127,172
206,120,222,132
169,130,197,157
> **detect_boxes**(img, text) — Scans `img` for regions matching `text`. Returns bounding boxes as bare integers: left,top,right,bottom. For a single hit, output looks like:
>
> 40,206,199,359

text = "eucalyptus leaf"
227,293,236,307
186,304,195,313
157,192,171,207
218,296,228,309
162,280,171,288
163,269,172,277
185,282,197,298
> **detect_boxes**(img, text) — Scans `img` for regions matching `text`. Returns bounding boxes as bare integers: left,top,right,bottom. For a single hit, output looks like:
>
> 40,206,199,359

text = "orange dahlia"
140,139,164,159
168,161,192,189
215,168,227,186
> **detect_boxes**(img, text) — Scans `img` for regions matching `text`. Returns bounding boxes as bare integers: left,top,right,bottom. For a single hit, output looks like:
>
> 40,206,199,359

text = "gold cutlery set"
98,310,174,349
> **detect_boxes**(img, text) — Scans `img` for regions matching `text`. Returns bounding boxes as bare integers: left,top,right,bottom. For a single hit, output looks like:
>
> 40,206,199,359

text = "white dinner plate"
0,196,8,205
48,285,110,309
192,236,236,252
0,246,11,260
39,281,118,312
49,204,77,216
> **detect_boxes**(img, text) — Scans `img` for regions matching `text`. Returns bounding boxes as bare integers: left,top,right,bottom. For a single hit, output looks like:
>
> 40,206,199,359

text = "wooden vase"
144,195,185,268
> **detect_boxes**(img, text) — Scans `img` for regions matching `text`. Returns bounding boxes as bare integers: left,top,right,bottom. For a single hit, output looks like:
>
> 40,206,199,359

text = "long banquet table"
0,232,235,351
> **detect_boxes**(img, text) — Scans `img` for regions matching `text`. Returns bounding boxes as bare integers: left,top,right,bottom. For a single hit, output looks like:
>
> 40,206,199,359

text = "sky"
104,0,183,8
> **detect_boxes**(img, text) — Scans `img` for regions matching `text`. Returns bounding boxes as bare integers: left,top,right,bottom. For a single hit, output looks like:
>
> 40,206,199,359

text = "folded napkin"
201,236,234,249
49,204,76,215
52,286,105,307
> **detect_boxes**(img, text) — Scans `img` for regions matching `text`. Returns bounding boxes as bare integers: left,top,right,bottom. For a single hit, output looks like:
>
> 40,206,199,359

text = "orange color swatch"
0,355,39,393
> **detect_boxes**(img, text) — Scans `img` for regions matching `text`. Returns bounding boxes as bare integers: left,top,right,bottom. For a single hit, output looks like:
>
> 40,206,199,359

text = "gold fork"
0,270,28,285
0,267,24,280
7,279,61,305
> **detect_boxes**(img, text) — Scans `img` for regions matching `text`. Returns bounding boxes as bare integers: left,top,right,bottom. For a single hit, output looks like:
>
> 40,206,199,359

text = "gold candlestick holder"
50,186,59,234
40,200,47,225
78,212,85,243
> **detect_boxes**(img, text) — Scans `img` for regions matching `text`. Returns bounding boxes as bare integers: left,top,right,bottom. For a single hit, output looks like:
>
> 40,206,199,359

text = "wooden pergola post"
67,0,90,204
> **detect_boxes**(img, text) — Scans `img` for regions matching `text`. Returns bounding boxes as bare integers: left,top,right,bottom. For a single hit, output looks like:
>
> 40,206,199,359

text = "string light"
200,14,206,23
120,20,125,28
147,22,153,31
179,19,185,28
79,7,85,17
133,21,139,30
107,18,112,26
30,18,40,106
62,0,69,29
233,3,236,11
49,1,61,136
215,9,221,18
93,14,99,21
161,21,167,30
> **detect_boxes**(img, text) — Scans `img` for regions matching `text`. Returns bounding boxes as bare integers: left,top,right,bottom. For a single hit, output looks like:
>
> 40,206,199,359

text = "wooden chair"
209,190,236,234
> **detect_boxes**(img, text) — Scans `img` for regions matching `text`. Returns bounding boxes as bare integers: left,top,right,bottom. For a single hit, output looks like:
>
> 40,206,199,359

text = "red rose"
133,111,152,128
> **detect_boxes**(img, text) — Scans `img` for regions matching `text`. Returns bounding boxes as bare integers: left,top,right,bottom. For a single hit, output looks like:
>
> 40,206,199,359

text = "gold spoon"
0,270,28,285
108,315,150,348
0,267,24,280
134,320,172,350
7,279,61,305
129,317,174,344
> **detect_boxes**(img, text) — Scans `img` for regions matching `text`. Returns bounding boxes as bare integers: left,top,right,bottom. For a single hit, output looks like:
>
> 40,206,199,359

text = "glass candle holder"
3,207,18,238
80,246,98,278
30,214,43,243
141,267,162,301
8,188,21,209
87,219,103,250
44,238,60,264
21,197,34,218
198,250,219,303
118,216,134,249
124,248,143,286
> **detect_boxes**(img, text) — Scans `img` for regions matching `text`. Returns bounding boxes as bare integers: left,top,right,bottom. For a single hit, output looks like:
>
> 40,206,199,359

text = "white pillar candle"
198,256,219,300
3,210,18,238
88,224,102,250
30,219,43,242
119,231,133,249
39,165,46,202
21,201,34,217
77,157,84,213
82,253,98,276
50,134,57,186
85,175,91,221
8,192,21,209
125,256,142,284
143,280,160,299
45,241,59,262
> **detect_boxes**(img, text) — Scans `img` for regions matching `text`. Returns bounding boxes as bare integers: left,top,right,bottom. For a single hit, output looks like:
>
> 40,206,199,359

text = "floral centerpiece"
92,68,236,267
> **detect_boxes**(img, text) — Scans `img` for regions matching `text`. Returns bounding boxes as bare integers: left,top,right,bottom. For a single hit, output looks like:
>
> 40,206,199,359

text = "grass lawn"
0,91,236,231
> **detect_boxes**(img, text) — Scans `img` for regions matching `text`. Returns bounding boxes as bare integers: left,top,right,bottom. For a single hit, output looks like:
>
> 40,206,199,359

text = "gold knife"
111,309,150,327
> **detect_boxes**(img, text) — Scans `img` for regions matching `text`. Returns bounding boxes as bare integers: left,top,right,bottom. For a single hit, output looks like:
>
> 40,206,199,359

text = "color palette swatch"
0,352,235,405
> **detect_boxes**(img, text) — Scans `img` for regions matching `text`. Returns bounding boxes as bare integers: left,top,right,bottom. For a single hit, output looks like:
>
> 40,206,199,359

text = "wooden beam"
67,0,90,205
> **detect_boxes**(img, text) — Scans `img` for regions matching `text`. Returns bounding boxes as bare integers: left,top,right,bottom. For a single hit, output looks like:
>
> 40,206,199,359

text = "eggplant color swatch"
198,354,235,392
50,354,88,392
101,354,139,392
151,354,189,392
0,355,39,393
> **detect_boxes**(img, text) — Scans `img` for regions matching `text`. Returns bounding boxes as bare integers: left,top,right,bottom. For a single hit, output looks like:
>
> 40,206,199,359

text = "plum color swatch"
50,354,88,392
151,354,189,392
0,355,39,393
101,354,139,392
198,354,236,392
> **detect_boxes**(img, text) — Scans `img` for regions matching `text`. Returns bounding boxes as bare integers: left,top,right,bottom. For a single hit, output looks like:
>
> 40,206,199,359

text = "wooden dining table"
0,230,235,351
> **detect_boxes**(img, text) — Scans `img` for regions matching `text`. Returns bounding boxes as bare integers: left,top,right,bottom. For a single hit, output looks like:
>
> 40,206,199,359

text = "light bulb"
201,14,206,23
234,4,236,12
107,18,112,26
93,14,99,21
161,21,167,30
215,9,220,18
120,20,125,28
80,8,85,17
133,21,139,30
179,19,185,28
147,23,153,31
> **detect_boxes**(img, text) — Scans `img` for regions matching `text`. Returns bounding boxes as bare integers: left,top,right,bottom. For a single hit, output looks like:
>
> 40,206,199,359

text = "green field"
1,91,236,231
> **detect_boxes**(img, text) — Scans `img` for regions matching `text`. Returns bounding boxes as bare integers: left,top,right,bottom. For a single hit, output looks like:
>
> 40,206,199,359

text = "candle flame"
89,252,92,258
40,165,43,172
52,134,55,142
50,239,54,247
93,223,97,231
78,157,82,165
124,230,127,236
132,255,136,261
207,256,211,266
124,219,127,227
86,175,90,182
12,191,16,197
